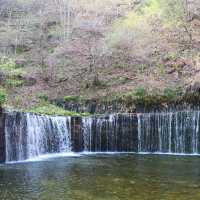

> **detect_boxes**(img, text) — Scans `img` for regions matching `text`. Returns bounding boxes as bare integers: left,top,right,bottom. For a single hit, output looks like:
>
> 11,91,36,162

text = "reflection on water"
1,154,200,200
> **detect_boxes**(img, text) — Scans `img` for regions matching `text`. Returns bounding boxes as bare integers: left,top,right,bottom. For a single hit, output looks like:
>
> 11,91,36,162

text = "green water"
1,154,200,200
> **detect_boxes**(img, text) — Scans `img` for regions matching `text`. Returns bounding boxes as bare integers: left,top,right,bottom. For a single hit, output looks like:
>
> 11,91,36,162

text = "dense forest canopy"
0,0,200,109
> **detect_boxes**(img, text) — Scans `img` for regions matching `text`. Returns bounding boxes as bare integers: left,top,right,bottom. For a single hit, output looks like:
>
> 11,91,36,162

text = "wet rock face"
0,109,5,163
81,114,138,152
55,97,200,115
55,99,136,114
4,112,28,162
138,111,200,154
67,114,139,153
71,117,84,152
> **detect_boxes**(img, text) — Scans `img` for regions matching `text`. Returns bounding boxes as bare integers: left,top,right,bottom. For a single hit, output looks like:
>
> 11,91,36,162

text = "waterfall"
81,111,200,154
5,112,71,162
137,111,200,154
5,112,27,162
81,114,138,152
3,110,200,163
82,117,92,151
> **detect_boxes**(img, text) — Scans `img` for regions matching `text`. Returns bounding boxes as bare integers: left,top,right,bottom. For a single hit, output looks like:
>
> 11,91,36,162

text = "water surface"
1,154,200,200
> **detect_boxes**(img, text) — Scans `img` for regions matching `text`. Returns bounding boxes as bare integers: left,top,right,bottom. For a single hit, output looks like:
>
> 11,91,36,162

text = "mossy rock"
64,96,81,102
26,102,91,117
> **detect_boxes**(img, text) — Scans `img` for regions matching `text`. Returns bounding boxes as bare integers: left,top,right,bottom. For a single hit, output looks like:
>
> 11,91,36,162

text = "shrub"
0,57,16,69
157,64,165,75
133,87,148,99
36,93,49,101
0,56,25,76
0,89,6,105
4,79,24,88
137,64,147,74
163,87,178,100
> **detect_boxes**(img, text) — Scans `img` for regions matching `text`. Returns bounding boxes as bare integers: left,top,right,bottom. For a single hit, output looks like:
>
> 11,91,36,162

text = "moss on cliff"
25,102,91,117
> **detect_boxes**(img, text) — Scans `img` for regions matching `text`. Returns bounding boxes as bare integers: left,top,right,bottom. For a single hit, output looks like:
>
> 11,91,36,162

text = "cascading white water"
81,114,138,152
82,117,93,151
4,110,200,162
26,113,71,158
137,111,200,154
82,116,110,152
5,112,27,162
5,112,71,162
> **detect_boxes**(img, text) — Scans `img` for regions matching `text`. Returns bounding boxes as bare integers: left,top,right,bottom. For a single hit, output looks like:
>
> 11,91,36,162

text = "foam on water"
6,152,81,164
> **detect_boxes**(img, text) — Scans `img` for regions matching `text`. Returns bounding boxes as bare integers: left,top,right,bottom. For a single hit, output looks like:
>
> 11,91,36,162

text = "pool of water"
1,154,200,200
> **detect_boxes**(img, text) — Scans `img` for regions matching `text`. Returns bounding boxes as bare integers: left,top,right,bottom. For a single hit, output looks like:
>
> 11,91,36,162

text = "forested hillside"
0,0,200,110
